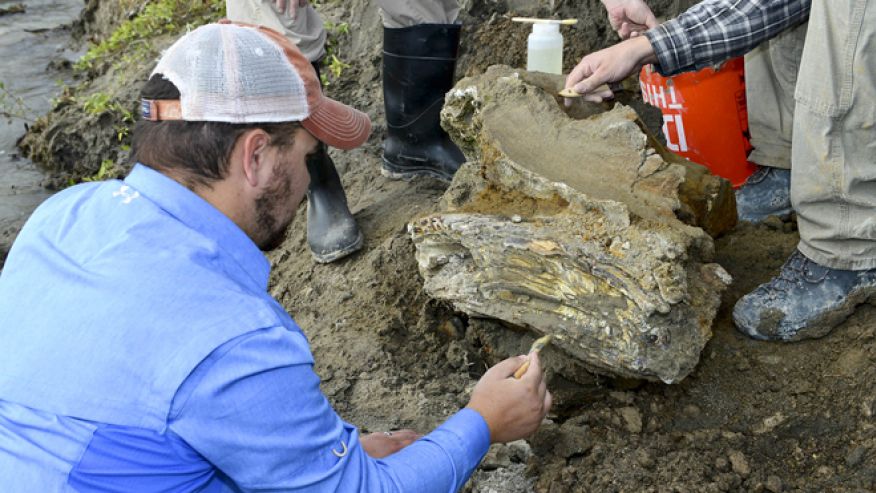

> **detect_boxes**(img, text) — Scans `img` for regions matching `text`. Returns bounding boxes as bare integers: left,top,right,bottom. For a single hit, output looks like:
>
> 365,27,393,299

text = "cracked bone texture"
409,66,735,383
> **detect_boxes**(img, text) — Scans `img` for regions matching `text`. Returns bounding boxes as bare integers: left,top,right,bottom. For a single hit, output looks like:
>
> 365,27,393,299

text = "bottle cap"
532,23,560,34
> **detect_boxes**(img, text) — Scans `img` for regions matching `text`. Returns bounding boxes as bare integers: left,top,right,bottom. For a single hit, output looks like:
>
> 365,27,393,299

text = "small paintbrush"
513,335,553,379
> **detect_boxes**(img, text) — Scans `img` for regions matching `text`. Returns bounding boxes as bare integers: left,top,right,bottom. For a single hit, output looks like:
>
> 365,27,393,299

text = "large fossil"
409,66,735,383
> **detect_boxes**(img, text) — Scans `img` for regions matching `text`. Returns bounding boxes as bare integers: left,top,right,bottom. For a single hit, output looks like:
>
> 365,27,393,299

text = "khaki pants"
744,22,808,170
225,0,460,62
226,1,327,62
791,0,876,270
372,0,460,27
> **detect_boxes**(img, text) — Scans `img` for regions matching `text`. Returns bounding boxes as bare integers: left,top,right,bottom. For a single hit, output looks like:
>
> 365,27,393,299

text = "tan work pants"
791,0,876,270
372,0,460,27
225,1,327,62
225,0,461,62
744,22,808,170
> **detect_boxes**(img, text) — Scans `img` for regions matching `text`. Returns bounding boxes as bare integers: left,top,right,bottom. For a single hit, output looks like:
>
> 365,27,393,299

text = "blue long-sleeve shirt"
0,163,490,492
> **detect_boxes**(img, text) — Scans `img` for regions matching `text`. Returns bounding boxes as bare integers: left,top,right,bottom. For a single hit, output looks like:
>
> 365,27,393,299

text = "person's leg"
745,23,806,171
303,62,364,263
225,0,326,62
792,0,876,272
375,0,466,181
374,0,461,27
226,0,362,262
733,0,876,341
735,22,807,223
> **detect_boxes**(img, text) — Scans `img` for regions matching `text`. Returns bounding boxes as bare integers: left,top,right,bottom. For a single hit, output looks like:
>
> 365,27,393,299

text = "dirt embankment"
18,0,876,491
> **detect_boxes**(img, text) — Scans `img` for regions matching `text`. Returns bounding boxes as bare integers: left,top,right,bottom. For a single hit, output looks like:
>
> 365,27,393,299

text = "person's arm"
565,0,810,101
167,325,549,492
644,0,810,76
601,0,659,39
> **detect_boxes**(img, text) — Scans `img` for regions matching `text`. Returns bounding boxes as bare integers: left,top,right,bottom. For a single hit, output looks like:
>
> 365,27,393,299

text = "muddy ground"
15,0,876,491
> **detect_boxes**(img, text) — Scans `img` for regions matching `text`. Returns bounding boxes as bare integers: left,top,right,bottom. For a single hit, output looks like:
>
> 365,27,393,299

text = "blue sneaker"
733,250,876,341
735,165,792,223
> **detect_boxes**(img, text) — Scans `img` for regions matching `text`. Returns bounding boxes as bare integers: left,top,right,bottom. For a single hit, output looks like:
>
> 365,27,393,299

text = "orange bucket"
639,57,756,188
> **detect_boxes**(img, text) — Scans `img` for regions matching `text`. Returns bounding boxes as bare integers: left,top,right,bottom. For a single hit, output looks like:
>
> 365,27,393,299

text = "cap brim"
302,96,371,151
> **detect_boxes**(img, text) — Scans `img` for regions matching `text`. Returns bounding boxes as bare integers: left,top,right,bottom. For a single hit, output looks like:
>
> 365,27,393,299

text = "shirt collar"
125,163,271,291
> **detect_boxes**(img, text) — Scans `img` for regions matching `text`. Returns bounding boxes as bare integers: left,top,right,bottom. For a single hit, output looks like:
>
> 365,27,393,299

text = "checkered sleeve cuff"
645,19,693,77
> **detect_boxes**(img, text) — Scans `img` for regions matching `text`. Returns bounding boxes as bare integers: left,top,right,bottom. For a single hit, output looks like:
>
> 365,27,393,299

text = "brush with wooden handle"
511,17,579,25
513,335,553,379
558,85,614,98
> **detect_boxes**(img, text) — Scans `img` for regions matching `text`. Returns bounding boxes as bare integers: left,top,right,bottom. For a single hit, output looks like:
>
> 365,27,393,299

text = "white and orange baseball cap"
141,22,371,150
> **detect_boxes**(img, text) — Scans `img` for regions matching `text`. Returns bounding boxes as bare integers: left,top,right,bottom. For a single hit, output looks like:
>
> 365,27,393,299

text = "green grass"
75,0,226,74
320,20,350,86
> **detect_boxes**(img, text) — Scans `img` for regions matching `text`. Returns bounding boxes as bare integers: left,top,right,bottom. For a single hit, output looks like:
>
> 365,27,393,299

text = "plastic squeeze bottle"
526,23,563,74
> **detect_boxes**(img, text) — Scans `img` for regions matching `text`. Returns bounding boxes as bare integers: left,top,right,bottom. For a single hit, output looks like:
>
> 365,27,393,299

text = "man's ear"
240,129,273,187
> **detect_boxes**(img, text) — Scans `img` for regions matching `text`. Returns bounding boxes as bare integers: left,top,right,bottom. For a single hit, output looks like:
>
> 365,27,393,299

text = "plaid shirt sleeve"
644,0,811,76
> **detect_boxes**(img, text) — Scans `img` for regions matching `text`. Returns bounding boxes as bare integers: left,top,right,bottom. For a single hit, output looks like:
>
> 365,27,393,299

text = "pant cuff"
797,241,876,271
748,146,792,170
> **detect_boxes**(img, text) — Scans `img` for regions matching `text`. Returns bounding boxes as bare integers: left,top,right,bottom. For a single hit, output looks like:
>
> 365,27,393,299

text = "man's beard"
254,164,295,251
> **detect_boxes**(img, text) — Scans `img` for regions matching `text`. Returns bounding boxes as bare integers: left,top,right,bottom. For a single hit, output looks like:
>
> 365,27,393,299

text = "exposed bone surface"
409,66,735,383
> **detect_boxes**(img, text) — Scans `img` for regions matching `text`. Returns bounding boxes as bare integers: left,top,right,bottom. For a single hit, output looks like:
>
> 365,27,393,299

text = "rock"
618,406,643,433
506,440,532,463
635,449,656,469
480,444,513,471
728,450,750,477
765,475,783,493
444,340,468,369
714,456,730,473
845,446,867,468
609,391,635,404
410,66,734,383
754,412,786,434
555,422,594,458
683,404,702,418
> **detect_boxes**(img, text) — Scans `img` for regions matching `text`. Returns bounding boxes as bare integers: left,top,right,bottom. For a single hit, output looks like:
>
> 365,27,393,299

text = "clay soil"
15,0,876,491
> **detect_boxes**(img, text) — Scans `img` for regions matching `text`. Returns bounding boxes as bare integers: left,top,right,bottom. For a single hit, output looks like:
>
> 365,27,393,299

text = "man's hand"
565,36,657,103
601,0,658,39
360,429,421,459
466,353,552,444
274,0,308,20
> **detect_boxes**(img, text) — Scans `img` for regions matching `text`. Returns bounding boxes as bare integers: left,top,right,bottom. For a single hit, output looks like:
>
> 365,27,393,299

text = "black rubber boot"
381,24,465,182
304,61,362,263
305,142,363,263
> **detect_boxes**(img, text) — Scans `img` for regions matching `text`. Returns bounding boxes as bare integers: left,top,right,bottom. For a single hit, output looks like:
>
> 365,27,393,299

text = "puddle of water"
0,0,84,232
